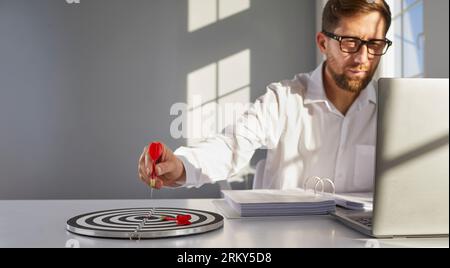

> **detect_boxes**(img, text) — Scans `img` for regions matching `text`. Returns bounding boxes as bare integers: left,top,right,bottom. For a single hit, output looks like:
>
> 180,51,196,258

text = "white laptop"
332,78,449,238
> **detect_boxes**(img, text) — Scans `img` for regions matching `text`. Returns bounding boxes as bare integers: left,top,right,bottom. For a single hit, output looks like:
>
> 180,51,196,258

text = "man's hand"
138,142,186,189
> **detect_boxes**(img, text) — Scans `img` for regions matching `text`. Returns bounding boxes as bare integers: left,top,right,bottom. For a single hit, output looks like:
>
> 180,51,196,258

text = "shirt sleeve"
174,84,287,188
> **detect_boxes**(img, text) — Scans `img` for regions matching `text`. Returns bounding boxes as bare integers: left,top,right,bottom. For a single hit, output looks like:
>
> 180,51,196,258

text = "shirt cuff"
175,154,201,188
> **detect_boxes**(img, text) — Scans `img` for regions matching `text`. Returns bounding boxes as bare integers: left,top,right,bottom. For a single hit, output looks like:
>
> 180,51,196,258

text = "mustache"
348,65,370,72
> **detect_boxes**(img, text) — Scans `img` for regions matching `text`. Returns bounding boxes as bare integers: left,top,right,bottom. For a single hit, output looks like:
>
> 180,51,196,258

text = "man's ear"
316,32,328,54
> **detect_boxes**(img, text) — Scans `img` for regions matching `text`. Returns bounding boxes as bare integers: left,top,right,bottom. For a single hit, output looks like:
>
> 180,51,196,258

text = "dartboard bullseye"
66,208,224,239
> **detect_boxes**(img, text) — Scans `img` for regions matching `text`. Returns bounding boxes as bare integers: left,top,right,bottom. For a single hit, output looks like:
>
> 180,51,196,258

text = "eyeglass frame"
321,30,393,56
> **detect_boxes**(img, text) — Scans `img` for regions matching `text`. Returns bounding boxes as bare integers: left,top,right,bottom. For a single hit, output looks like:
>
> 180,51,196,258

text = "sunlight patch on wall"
188,0,251,32
219,0,250,20
186,49,251,146
218,49,250,96
188,0,217,32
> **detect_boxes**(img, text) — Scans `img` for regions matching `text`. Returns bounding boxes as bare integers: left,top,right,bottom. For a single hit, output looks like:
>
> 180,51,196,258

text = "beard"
326,54,377,94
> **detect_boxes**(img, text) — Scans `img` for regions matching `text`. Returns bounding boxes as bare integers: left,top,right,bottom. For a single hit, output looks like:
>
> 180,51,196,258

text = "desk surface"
0,199,447,248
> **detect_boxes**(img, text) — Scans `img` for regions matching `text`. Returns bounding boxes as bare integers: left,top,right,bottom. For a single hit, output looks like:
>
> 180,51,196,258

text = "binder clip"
303,176,336,195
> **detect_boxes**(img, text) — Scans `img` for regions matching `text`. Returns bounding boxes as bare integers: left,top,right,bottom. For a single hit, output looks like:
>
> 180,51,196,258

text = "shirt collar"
304,62,328,105
304,61,378,109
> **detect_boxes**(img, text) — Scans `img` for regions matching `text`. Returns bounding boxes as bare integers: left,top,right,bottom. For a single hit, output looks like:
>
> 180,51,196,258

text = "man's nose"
353,44,371,64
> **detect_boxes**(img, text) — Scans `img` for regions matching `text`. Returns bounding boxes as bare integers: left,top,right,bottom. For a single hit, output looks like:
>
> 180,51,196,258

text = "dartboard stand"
66,207,224,240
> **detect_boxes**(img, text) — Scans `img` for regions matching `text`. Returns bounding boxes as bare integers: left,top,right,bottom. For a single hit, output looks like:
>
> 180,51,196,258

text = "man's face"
321,12,387,93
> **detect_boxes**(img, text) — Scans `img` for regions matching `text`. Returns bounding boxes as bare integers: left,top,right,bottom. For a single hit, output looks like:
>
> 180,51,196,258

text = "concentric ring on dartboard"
66,207,224,239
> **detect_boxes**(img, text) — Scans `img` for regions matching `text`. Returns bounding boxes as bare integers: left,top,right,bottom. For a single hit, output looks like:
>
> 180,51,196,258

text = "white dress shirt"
175,62,377,193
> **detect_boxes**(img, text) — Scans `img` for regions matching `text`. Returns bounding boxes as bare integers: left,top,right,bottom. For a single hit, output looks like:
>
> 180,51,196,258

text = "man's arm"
173,85,286,187
138,84,287,188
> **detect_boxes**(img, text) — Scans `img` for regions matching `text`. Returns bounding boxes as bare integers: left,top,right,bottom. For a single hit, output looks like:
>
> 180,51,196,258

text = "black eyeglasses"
322,31,393,56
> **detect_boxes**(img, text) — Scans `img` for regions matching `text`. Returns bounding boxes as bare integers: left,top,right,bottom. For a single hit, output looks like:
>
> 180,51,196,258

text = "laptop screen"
373,78,449,237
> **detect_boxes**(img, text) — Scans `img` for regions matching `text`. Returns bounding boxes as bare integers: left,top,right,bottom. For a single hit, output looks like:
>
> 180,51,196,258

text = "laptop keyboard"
352,217,373,227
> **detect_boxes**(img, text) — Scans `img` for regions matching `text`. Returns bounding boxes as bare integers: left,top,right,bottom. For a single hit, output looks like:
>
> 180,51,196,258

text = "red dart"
162,214,192,226
177,219,192,226
177,215,192,225
149,142,163,161
148,142,163,179
177,215,191,222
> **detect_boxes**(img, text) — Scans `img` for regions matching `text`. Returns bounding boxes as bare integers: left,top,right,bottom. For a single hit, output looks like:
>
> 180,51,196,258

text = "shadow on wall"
0,0,316,199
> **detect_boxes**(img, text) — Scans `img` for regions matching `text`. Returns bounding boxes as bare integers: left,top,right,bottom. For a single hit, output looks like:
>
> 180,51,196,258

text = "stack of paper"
222,189,336,217
332,192,373,211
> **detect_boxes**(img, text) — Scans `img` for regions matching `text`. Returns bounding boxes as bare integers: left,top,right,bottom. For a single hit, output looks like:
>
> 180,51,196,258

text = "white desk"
0,199,447,248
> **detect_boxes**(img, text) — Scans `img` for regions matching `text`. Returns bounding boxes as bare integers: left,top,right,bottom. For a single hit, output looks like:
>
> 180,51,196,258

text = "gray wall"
424,0,449,78
0,0,317,199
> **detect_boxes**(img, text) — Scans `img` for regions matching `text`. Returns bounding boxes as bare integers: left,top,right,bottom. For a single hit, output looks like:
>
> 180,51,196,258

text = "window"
383,0,425,78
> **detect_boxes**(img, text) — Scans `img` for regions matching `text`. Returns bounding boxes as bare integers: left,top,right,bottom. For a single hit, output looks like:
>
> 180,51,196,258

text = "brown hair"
322,0,392,34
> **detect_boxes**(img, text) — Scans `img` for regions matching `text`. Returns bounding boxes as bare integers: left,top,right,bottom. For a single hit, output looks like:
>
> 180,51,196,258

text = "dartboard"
66,207,224,239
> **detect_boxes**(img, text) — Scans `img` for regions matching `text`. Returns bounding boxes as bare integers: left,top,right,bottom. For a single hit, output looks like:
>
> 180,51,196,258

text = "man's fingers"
139,173,146,184
139,164,150,184
144,146,151,176
154,178,164,189
155,161,175,177
138,149,147,183
160,143,168,161
138,143,178,189
139,147,146,165
138,147,154,184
